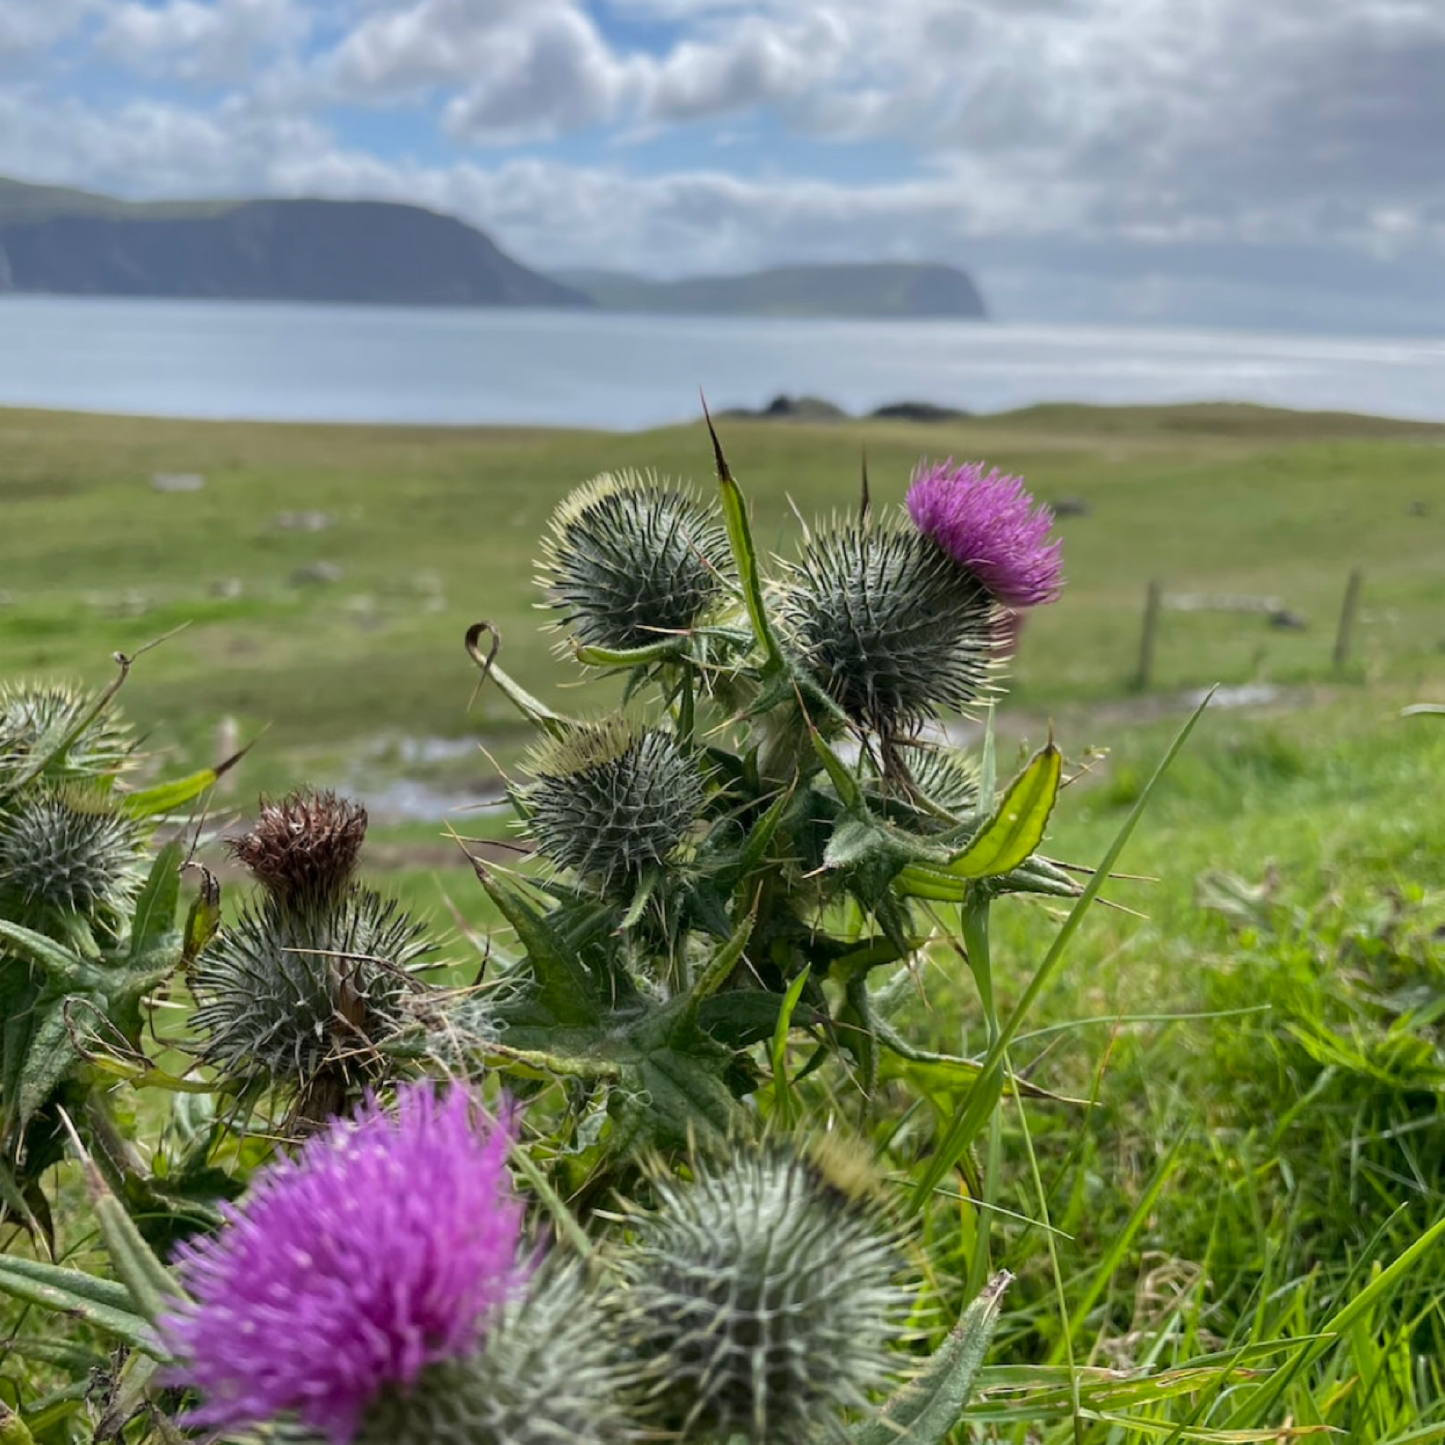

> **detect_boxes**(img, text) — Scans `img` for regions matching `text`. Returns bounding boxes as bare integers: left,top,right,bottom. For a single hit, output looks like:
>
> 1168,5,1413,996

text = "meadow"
1,401,1443,1441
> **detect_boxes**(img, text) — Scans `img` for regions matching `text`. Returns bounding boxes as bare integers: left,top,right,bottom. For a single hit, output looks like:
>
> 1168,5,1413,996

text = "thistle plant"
617,1142,908,1443
0,670,231,1235
451,424,1090,1167
516,719,705,899
539,469,734,652
0,679,136,781
159,1082,527,1442
776,516,999,740
351,1263,635,1445
191,788,434,1118
0,781,144,927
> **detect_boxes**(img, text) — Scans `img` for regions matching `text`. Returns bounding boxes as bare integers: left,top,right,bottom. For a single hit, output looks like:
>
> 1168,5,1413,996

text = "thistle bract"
159,1082,524,1445
906,459,1063,608
191,885,429,1090
778,520,997,737
518,720,704,896
0,783,143,922
618,1144,907,1442
539,470,732,651
351,1264,634,1445
230,788,369,908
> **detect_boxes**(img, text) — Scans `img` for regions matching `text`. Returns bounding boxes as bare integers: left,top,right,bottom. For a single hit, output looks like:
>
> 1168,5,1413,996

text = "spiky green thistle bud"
0,782,143,923
191,886,430,1092
229,789,368,908
777,520,998,739
539,470,733,651
351,1264,635,1445
517,720,704,896
0,680,135,780
864,743,980,824
617,1144,908,1442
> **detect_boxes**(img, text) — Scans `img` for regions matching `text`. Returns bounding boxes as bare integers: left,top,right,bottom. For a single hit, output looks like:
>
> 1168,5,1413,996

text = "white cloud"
0,0,94,60
95,0,306,81
3,0,1444,329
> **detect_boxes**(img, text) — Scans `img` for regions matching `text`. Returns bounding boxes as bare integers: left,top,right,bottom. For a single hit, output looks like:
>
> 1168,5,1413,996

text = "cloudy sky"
4,0,1444,330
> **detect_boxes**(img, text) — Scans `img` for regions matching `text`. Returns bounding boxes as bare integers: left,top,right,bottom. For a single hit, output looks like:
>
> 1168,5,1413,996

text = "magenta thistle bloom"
159,1082,523,1444
906,459,1063,608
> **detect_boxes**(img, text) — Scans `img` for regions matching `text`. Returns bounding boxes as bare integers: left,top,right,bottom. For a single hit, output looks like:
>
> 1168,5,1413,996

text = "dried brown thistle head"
229,788,368,906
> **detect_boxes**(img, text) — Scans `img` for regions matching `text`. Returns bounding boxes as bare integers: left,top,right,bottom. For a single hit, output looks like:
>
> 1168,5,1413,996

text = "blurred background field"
3,400,1442,785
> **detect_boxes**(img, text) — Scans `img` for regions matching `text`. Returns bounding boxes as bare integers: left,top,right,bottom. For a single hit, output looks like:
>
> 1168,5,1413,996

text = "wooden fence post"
1332,568,1363,670
1133,579,1162,691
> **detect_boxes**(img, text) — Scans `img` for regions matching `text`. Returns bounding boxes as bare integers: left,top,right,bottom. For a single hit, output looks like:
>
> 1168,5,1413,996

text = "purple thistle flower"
906,459,1063,608
159,1082,523,1444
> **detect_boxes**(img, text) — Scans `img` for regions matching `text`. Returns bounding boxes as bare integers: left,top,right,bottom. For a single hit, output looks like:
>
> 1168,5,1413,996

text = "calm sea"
3,295,1443,429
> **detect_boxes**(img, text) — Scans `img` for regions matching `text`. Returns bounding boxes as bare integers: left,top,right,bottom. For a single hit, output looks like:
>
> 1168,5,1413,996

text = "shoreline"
3,397,1444,437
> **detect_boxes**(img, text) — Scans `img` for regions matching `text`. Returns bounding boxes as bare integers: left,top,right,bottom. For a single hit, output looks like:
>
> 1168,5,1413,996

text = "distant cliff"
0,177,987,317
0,182,587,308
555,262,988,319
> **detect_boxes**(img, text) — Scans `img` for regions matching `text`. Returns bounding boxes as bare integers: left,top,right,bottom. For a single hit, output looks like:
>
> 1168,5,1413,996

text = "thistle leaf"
850,1271,1009,1444
128,841,183,965
0,1255,157,1352
943,743,1062,878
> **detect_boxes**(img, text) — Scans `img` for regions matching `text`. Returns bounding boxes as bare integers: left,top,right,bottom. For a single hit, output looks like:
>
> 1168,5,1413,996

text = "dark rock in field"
762,394,849,420
1407,499,1429,517
869,401,970,422
152,472,205,492
722,394,850,421
274,510,334,532
1268,608,1307,630
1049,496,1090,518
291,561,343,586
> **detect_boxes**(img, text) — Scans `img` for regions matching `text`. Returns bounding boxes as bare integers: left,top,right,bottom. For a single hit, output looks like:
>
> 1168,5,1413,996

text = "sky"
3,0,1444,332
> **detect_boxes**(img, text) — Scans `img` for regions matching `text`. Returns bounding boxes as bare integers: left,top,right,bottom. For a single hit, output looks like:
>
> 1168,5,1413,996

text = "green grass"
2,402,1444,1440
2,402,1443,797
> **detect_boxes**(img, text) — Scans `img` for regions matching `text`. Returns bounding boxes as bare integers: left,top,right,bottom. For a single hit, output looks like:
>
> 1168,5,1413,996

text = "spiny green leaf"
0,920,86,985
119,770,218,820
473,871,600,1029
62,1116,178,1323
943,742,1062,878
0,1255,157,1352
128,842,183,965
708,412,785,670
851,1271,1009,1444
769,965,812,1129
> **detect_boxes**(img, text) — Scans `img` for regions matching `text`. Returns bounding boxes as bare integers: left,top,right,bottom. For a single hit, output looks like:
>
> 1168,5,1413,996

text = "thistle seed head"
778,520,999,738
539,470,733,651
0,782,143,922
352,1263,635,1445
159,1083,524,1444
229,789,368,908
618,1144,908,1442
191,886,431,1090
0,680,136,780
518,719,704,896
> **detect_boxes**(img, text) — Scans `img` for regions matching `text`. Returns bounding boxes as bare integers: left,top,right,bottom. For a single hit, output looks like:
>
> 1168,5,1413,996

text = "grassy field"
3,402,1444,1439
2,402,1443,799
